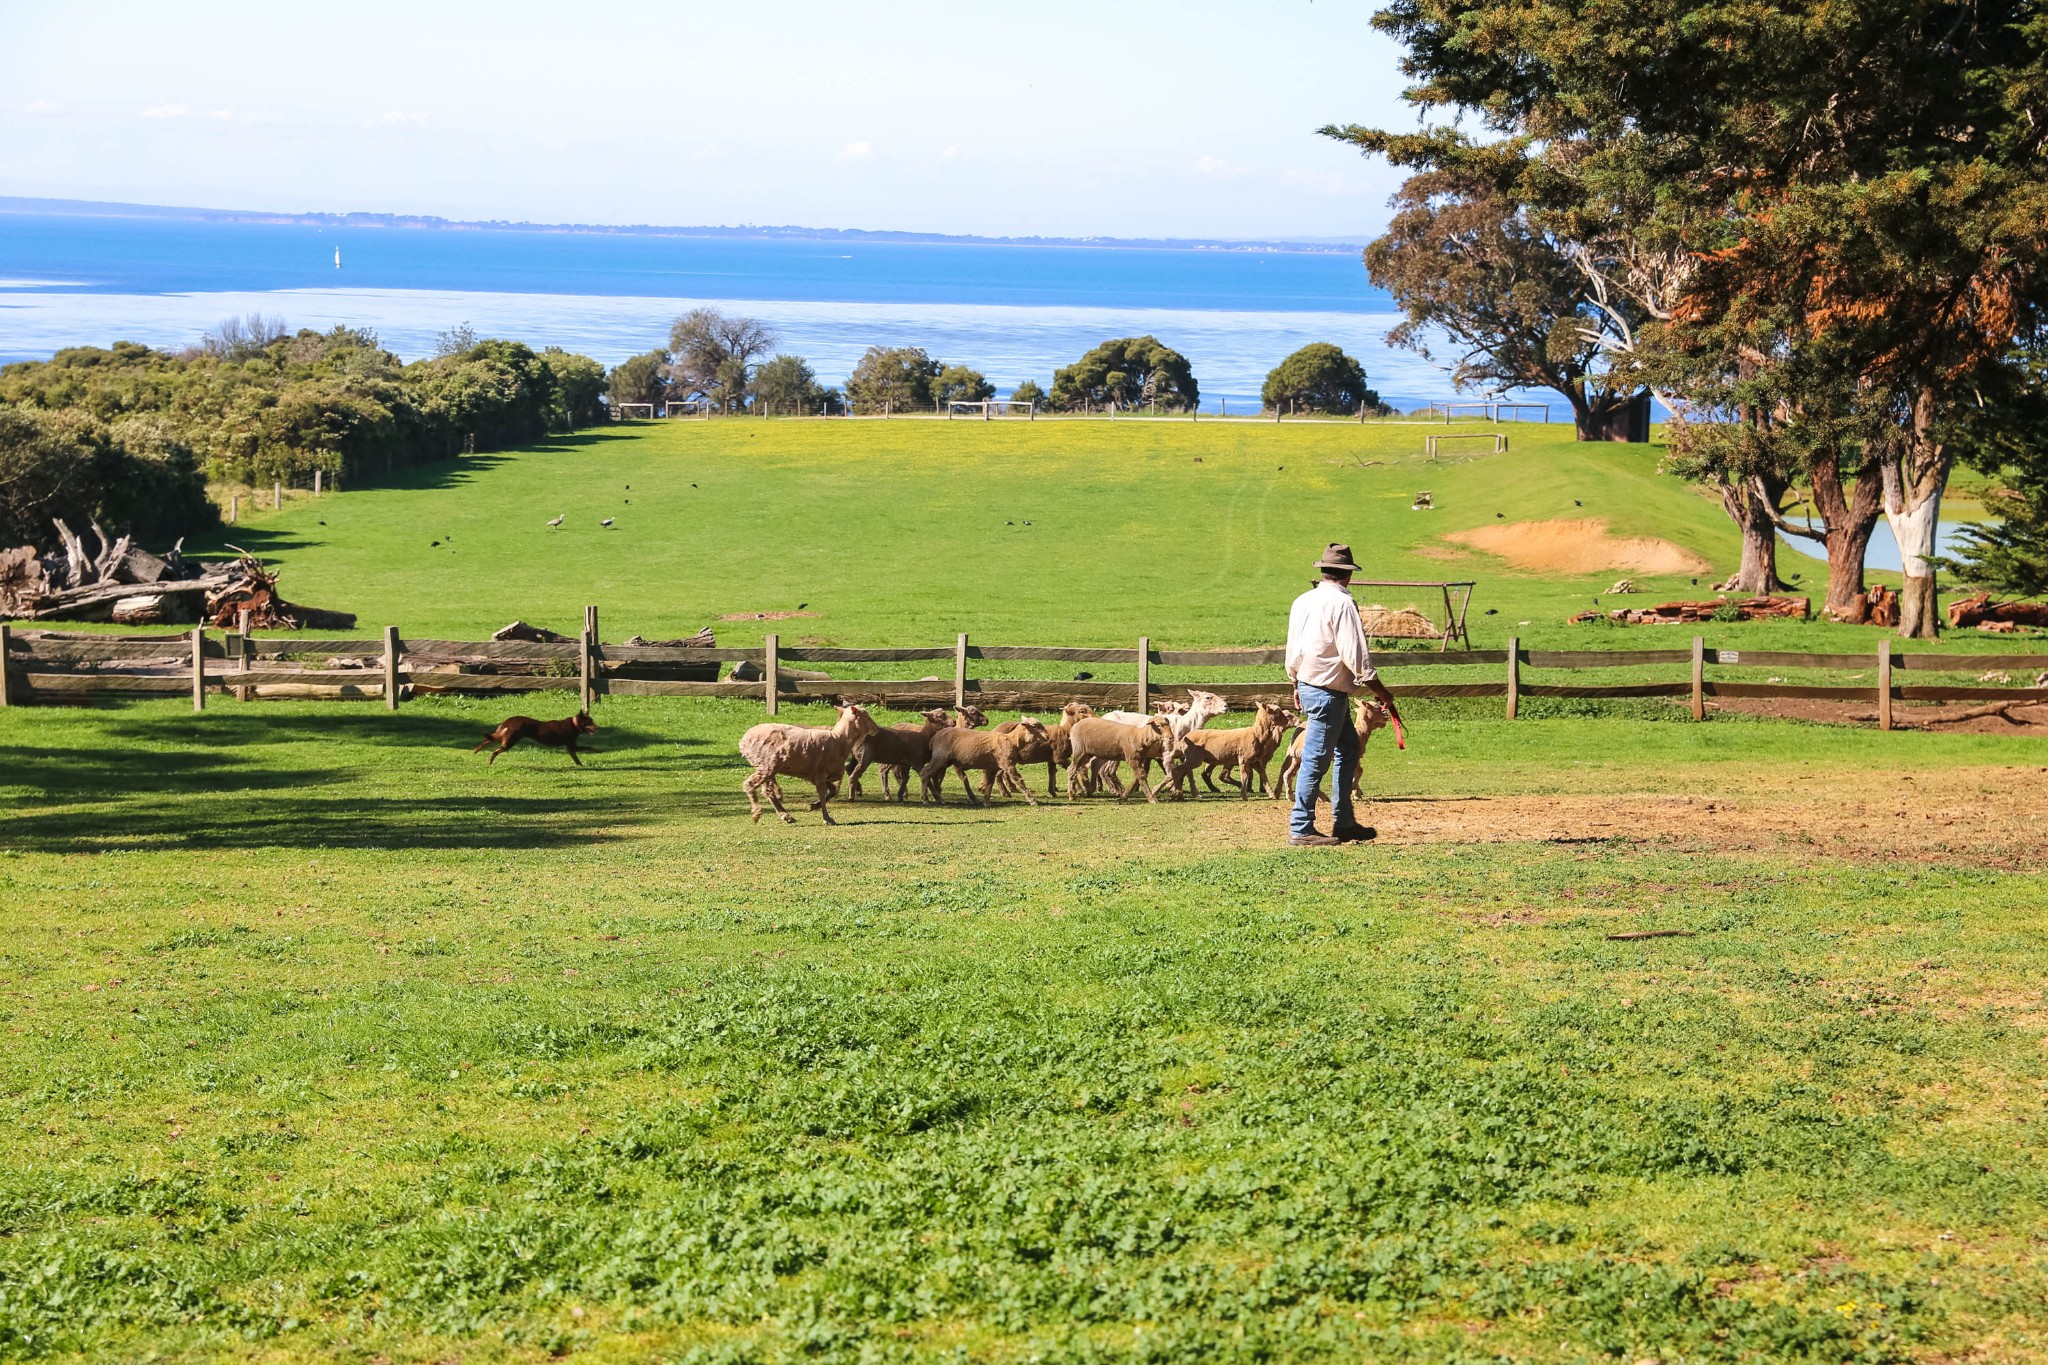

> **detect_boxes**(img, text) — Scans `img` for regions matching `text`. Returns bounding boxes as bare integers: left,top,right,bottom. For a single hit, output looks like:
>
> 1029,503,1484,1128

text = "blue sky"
0,0,1417,239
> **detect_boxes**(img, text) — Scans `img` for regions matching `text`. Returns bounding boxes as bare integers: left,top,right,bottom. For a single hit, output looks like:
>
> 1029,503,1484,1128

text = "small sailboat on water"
334,246,342,270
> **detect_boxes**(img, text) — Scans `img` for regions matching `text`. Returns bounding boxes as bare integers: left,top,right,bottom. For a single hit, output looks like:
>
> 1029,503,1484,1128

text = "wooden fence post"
313,470,323,498
191,626,206,712
1505,636,1520,719
383,625,401,711
1690,636,1706,721
954,632,969,709
1878,640,1893,731
273,480,282,511
581,605,598,709
763,633,779,716
0,623,12,708
236,608,252,702
229,493,239,524
1136,636,1151,713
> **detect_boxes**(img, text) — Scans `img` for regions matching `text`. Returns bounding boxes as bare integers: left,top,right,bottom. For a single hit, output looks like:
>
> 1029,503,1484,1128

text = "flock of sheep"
737,691,1393,825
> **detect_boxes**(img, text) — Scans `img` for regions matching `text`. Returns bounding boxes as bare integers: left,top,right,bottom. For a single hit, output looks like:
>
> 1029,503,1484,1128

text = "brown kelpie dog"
472,711,597,765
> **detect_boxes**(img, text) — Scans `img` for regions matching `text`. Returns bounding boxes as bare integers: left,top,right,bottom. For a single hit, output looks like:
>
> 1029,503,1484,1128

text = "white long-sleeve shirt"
1285,579,1377,693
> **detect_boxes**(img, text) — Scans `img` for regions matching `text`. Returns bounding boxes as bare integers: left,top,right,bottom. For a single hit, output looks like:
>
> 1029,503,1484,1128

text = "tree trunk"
1808,450,1884,621
1882,387,1951,640
1719,476,1788,593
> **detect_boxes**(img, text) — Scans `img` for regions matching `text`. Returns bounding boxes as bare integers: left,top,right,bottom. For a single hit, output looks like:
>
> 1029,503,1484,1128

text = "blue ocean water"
0,212,1498,412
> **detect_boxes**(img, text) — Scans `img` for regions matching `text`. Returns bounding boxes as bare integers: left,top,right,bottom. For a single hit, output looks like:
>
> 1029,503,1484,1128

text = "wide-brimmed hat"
1312,542,1361,573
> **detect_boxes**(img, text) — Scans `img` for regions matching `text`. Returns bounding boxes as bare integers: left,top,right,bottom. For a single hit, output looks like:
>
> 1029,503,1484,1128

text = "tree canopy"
845,346,942,414
752,354,836,415
668,309,777,412
932,365,996,407
1050,337,1197,412
1327,0,2048,634
1261,343,1378,415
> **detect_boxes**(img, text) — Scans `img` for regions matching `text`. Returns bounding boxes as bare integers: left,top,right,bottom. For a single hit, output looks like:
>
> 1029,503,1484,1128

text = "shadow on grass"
0,703,745,853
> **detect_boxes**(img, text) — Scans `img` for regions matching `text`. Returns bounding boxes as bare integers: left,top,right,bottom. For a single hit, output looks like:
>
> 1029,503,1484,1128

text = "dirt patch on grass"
1444,518,1711,575
1200,765,2048,863
1708,695,2048,736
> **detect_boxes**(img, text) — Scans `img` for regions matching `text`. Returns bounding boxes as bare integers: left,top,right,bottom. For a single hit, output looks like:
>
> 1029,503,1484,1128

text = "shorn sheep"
1273,695,1392,810
1066,714,1176,802
921,717,1050,805
1173,701,1295,799
1098,689,1225,796
739,703,880,825
846,706,984,802
991,701,1094,798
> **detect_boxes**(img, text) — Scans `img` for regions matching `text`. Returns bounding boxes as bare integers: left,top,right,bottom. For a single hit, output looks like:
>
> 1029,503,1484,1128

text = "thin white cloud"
1193,155,1250,178
206,109,234,121
840,139,874,162
381,110,422,126
24,100,62,115
141,104,189,120
940,145,959,160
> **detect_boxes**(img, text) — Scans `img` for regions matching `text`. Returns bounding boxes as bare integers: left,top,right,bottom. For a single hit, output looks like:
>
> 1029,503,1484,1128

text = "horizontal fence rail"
3,618,2045,731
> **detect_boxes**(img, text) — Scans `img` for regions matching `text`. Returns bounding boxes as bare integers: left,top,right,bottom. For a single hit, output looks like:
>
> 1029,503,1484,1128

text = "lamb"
990,701,1093,797
845,706,982,802
921,717,1050,806
1065,714,1176,802
1097,689,1225,795
739,702,880,825
1172,701,1294,799
1273,695,1392,809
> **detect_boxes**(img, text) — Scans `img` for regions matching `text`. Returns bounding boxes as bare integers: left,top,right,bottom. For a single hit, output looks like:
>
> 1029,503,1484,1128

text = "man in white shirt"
1284,543,1401,846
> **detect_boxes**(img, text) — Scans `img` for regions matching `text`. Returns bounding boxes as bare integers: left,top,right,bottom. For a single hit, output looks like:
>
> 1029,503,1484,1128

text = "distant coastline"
0,196,1366,255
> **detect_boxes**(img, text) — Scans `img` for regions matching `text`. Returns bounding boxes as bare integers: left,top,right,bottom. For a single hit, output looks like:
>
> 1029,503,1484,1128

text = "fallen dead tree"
1947,592,2048,631
1573,595,1810,626
0,519,354,629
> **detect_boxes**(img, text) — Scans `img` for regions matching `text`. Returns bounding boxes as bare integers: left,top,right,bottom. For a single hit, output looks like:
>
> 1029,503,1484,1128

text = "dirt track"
1202,765,2048,865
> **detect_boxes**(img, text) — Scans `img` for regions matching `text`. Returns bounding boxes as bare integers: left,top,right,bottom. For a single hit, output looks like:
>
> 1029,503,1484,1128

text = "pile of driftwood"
1947,592,2048,632
0,519,355,629
1573,595,1811,626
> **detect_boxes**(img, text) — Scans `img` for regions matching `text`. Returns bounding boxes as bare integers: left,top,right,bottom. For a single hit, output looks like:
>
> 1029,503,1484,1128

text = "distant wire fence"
5,617,2045,733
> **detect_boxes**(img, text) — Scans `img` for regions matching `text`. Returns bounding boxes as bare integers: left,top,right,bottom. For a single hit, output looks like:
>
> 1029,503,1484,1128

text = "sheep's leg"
743,768,776,824
919,760,945,804
999,759,1038,806
813,779,838,825
978,766,998,803
1065,757,1091,800
846,756,869,800
1095,758,1127,798
955,764,982,806
1046,759,1060,799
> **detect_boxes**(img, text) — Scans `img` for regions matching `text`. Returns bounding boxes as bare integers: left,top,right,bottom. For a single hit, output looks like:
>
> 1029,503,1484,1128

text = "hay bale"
1357,604,1441,639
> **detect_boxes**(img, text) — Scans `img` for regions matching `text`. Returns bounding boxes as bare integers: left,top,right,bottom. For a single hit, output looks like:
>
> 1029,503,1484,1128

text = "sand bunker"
1443,518,1710,575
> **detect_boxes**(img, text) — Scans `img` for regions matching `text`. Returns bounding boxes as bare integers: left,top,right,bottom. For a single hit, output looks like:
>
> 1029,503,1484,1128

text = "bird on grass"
546,514,564,527
1496,512,1505,519
601,517,615,527
1074,671,1094,681
1574,499,1583,507
430,541,440,547
796,603,808,611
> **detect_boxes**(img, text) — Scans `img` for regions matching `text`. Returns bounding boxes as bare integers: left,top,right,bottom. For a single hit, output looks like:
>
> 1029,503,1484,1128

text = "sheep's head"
1253,701,1285,727
1355,697,1392,732
1186,690,1227,725
919,708,952,726
1061,701,1095,724
953,704,990,729
839,704,880,738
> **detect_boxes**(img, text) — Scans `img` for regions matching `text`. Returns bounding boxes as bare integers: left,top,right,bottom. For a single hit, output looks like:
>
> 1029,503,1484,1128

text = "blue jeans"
1291,683,1359,837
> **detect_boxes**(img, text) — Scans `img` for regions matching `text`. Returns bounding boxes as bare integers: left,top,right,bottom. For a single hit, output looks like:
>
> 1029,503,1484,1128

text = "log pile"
0,519,355,629
1572,595,1811,626
1946,592,2048,631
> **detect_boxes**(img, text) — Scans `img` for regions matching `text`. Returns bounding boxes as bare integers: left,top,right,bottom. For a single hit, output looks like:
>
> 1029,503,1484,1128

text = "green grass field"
6,420,2046,1363
198,417,1895,651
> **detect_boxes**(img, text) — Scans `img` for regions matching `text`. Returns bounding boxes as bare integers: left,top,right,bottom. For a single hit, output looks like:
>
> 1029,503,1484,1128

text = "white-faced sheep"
1097,689,1225,795
1065,714,1176,802
739,703,880,825
1273,695,1392,809
921,717,1050,805
1173,701,1295,799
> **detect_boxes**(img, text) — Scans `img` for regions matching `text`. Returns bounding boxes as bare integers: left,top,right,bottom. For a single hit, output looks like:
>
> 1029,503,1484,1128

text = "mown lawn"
195,417,1864,652
3,693,2044,1363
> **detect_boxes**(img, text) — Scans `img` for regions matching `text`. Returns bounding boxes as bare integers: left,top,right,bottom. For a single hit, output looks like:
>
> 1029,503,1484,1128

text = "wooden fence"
5,615,2045,732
